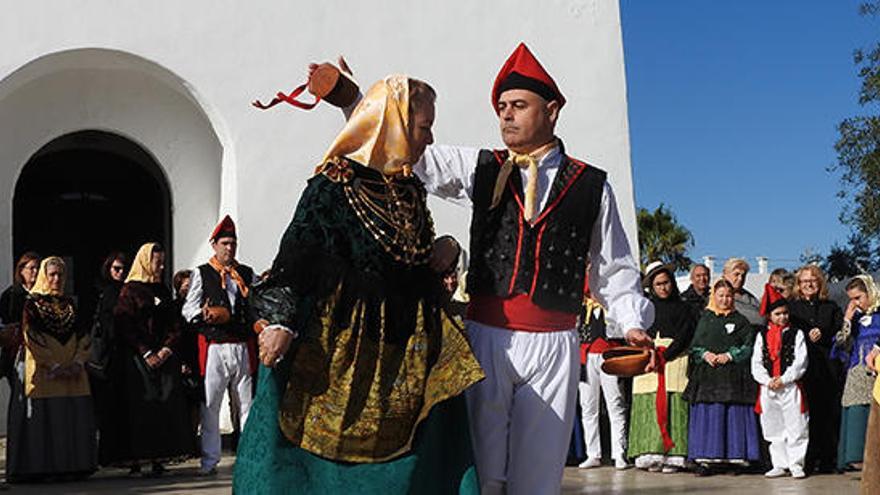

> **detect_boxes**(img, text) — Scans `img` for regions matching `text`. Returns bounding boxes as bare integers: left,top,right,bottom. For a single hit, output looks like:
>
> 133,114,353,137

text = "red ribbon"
252,83,321,110
654,346,675,452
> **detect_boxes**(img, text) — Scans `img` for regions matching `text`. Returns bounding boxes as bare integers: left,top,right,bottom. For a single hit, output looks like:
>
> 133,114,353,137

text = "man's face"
409,103,435,163
724,267,747,292
496,89,558,153
691,266,709,292
212,237,237,265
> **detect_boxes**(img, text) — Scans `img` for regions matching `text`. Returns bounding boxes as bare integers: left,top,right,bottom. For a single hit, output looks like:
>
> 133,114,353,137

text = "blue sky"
621,1,879,270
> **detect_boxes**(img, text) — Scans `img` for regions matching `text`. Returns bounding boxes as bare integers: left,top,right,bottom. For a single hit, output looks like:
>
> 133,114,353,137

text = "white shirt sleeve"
587,182,654,337
781,329,809,385
751,332,771,385
412,145,481,208
181,267,203,323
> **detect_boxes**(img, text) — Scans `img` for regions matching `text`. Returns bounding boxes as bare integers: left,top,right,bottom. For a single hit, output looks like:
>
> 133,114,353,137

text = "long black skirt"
101,353,196,465
6,368,97,481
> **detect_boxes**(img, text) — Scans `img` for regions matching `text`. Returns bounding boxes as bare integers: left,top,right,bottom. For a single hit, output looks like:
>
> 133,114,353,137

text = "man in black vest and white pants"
182,215,258,476
412,44,655,494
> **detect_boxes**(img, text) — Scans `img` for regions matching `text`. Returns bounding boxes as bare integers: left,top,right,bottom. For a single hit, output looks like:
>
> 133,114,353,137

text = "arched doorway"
13,130,171,312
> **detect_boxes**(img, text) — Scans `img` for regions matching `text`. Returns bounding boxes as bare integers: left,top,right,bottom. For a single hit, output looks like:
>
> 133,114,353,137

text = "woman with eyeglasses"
788,265,843,473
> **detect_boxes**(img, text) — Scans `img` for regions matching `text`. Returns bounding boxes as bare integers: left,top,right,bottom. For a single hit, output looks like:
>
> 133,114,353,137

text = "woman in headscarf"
683,278,760,475
628,262,696,473
109,243,196,475
233,75,484,495
832,274,880,471
6,257,96,482
788,264,843,473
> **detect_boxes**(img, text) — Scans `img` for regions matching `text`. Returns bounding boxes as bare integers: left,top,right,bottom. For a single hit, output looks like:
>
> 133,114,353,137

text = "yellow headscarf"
29,257,66,296
705,277,734,316
320,74,413,176
852,274,880,315
126,243,162,284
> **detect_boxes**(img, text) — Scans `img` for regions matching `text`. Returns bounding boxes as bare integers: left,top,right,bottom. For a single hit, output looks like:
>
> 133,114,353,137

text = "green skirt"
627,392,689,458
838,404,871,469
232,361,479,495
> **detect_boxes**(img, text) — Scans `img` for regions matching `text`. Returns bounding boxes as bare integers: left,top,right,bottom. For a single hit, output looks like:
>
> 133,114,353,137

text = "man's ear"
546,99,560,125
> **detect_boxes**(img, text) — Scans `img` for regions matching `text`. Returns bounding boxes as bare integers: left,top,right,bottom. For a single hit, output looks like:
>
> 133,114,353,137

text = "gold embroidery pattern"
278,288,484,463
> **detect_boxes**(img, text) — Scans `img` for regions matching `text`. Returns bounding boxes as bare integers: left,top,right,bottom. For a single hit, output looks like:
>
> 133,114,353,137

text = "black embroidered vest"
197,263,254,341
466,145,606,314
760,327,799,376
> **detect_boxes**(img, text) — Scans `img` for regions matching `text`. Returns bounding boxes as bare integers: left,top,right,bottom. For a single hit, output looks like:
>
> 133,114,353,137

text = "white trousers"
758,384,809,470
578,352,627,460
200,342,253,470
465,322,579,495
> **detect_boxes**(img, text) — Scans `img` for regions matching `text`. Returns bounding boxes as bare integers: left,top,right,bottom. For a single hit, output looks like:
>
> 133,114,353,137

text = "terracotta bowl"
601,346,652,377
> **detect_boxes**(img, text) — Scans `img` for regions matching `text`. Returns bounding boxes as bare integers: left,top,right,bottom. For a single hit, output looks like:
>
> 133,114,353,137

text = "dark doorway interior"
13,130,171,317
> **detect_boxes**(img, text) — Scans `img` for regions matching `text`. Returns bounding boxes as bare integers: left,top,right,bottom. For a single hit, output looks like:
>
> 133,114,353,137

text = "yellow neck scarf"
126,243,162,284
29,257,66,296
490,139,559,223
320,74,414,177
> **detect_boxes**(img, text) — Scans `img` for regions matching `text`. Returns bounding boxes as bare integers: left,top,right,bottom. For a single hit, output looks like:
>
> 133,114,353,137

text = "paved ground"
0,459,862,494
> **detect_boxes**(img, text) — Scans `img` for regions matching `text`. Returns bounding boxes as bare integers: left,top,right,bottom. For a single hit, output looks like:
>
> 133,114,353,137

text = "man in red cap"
181,215,258,475
413,43,653,494
329,43,654,494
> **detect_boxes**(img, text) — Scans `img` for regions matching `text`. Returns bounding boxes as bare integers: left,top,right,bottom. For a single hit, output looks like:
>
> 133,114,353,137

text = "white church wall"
0,0,636,274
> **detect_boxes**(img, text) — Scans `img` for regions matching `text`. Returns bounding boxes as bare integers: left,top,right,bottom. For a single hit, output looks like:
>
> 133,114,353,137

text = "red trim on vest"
508,211,525,295
529,222,548,297
467,293,577,332
530,157,587,226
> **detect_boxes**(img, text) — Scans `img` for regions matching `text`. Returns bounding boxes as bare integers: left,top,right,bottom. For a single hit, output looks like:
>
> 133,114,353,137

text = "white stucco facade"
0,0,637,280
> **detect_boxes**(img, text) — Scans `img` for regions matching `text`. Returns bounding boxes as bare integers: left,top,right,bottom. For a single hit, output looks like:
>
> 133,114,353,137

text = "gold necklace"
344,174,434,265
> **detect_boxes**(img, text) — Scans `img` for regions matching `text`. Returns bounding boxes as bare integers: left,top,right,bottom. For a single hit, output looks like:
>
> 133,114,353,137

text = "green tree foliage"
637,204,694,272
833,1,880,241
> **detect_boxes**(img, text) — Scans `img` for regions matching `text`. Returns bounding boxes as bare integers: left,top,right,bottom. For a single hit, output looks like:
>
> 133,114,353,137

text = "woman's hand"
145,353,162,369
867,347,880,372
259,327,296,367
703,351,717,366
714,353,732,366
845,300,859,321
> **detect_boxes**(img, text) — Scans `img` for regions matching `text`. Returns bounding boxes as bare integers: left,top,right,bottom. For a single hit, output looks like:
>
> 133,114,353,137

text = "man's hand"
768,377,783,391
202,301,216,324
259,327,296,367
808,327,822,343
625,329,653,348
867,347,880,372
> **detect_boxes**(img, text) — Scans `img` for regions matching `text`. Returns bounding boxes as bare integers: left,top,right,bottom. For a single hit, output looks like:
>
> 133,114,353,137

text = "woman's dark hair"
13,251,40,286
100,251,129,281
151,243,164,254
646,266,680,300
172,269,192,299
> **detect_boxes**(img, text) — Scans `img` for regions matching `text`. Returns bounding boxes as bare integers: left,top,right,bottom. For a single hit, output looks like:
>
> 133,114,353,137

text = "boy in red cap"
751,283,809,479
181,215,258,475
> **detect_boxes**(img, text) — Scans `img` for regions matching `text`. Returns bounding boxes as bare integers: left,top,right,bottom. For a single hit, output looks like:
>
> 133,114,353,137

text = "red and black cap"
759,283,788,317
210,215,236,242
492,42,566,111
